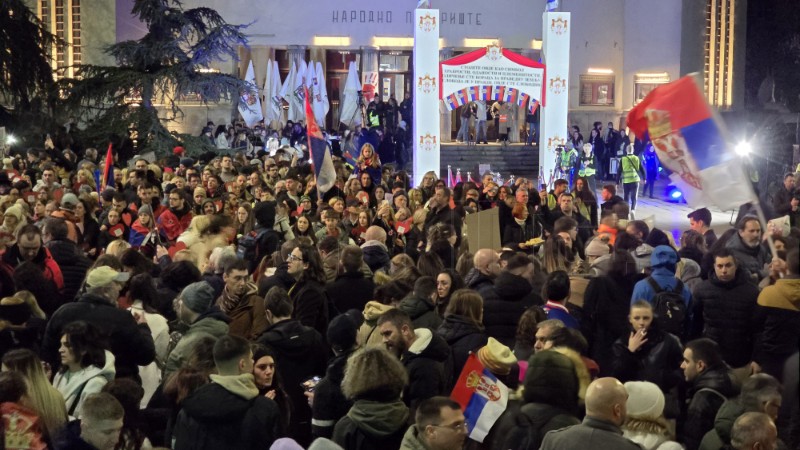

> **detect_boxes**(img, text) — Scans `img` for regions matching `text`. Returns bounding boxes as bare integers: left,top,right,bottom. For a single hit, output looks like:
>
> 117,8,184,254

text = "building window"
633,73,670,106
71,0,81,68
579,74,614,106
704,0,735,108
38,0,81,79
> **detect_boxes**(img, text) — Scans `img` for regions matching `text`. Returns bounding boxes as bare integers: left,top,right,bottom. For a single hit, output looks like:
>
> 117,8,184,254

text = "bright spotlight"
5,135,16,145
735,142,752,156
665,185,684,203
670,190,683,199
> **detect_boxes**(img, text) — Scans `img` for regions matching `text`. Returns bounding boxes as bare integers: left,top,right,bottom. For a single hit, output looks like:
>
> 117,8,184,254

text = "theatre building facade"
31,0,746,139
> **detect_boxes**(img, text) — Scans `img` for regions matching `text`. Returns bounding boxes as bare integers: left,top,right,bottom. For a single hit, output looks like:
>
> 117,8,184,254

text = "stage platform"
439,142,540,182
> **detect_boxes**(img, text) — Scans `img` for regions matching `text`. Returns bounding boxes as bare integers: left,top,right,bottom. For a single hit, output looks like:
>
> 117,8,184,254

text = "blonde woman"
354,143,382,187
2,349,68,439
105,239,132,258
407,188,423,212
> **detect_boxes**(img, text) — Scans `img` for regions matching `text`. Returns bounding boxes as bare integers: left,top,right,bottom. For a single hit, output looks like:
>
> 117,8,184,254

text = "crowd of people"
0,117,796,450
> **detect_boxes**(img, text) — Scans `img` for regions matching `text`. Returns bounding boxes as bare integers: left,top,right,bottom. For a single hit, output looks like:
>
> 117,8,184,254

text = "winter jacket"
491,402,580,450
612,327,683,394
398,295,441,331
326,272,376,316
289,279,329,338
53,420,99,450
436,315,487,384
400,425,428,450
753,278,800,378
333,399,409,450
1,244,64,292
257,263,295,297
163,308,229,379
682,366,738,450
216,283,268,341
484,271,542,348
356,301,395,348
582,272,644,377
690,269,760,367
698,398,744,450
45,238,91,303
361,241,391,274
631,266,692,310
173,373,282,450
725,233,771,281
623,429,683,450
465,270,499,305
256,319,328,445
401,329,451,411
540,416,644,450
423,205,463,248
311,350,354,440
52,350,116,419
157,205,193,243
42,293,155,379
502,216,540,253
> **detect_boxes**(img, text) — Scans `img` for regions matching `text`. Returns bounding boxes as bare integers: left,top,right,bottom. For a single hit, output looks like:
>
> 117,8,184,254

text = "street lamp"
735,141,752,157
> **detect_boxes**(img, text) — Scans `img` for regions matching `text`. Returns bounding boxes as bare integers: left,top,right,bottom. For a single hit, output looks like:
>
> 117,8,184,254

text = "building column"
439,47,454,143
287,45,308,70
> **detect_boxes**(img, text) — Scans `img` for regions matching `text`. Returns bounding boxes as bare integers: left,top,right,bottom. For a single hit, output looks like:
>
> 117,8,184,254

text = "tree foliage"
59,0,253,156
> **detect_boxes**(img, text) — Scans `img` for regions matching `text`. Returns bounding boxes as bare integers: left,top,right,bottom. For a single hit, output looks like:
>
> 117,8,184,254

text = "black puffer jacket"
682,367,739,450
398,295,441,331
402,329,451,411
690,269,760,367
436,314,487,384
581,272,644,377
311,350,353,440
464,269,499,306
611,326,683,393
484,271,542,347
45,238,91,303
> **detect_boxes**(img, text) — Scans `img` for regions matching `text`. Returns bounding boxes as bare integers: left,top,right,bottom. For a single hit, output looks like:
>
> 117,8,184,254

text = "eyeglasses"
430,422,468,432
287,254,303,262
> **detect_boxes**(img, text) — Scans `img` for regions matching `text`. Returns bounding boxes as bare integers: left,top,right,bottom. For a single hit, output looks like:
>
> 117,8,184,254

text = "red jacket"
158,206,193,242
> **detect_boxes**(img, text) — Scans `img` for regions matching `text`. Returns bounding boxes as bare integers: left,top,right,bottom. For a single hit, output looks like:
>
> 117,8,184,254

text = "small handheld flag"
450,354,509,443
100,143,114,191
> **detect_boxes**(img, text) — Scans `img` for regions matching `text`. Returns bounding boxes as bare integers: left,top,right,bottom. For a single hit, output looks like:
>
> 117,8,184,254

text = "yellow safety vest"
579,155,595,177
621,155,641,184
572,194,592,222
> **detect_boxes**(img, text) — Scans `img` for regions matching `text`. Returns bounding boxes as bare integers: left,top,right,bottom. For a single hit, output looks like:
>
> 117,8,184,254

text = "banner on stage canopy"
439,45,545,112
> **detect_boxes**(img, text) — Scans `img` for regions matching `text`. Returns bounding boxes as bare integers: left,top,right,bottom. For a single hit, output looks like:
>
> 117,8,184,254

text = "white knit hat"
624,381,665,420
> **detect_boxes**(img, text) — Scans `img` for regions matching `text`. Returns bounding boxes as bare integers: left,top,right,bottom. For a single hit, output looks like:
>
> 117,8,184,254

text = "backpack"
236,228,271,262
647,277,686,337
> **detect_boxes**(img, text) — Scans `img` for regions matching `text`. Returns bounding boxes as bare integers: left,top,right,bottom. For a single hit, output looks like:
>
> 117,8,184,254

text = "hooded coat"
484,271,542,347
333,399,409,450
216,282,268,341
361,240,391,274
398,294,441,331
173,373,282,450
44,238,91,303
356,301,395,348
52,350,116,419
698,398,743,450
257,319,329,444
631,246,692,310
753,278,800,378
163,308,230,379
690,268,760,368
401,329,451,411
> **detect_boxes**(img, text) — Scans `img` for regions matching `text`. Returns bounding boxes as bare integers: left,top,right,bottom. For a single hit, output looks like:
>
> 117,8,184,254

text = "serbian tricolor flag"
492,86,505,101
627,74,754,210
304,86,336,193
450,354,509,443
469,86,480,102
529,99,540,114
480,85,492,101
517,92,529,107
459,88,470,104
445,93,460,111
99,143,114,191
503,87,516,103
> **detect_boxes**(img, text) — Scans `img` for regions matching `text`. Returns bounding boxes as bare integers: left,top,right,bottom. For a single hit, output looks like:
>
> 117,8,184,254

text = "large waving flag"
238,60,264,127
305,86,336,193
627,74,754,210
267,60,283,126
340,61,362,127
451,354,509,443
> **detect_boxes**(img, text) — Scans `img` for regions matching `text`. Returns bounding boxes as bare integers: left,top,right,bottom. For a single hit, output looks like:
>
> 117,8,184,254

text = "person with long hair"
349,210,371,246
127,272,169,363
434,269,465,317
542,235,574,273
235,202,255,238
436,289,488,383
52,321,116,419
76,197,101,256
251,344,291,432
286,243,329,336
291,214,317,244
2,348,68,439
354,143,382,188
572,176,599,228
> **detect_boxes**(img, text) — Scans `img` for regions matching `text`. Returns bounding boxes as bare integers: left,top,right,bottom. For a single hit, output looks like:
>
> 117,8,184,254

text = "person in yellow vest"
618,145,643,217
560,145,579,190
578,143,597,194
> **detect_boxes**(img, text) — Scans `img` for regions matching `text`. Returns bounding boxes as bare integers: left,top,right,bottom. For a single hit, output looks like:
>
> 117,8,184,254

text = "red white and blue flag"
492,86,505,101
529,99,540,114
469,86,480,102
450,354,509,443
98,142,114,192
304,86,336,193
627,74,754,210
480,86,492,101
517,92,529,107
459,88,470,105
445,93,460,111
503,87,517,103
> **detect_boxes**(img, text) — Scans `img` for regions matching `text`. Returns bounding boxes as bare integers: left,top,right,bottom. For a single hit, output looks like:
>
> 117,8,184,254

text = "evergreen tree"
60,0,253,156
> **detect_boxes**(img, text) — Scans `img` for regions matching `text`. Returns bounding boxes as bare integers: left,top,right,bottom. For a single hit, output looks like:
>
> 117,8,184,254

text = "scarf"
218,282,258,313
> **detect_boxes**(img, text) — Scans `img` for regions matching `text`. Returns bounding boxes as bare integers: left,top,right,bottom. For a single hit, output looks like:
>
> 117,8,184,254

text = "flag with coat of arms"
304,86,336,193
451,353,509,443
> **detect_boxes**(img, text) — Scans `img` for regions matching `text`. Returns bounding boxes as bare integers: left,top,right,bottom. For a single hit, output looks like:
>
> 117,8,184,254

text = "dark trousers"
624,181,640,210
